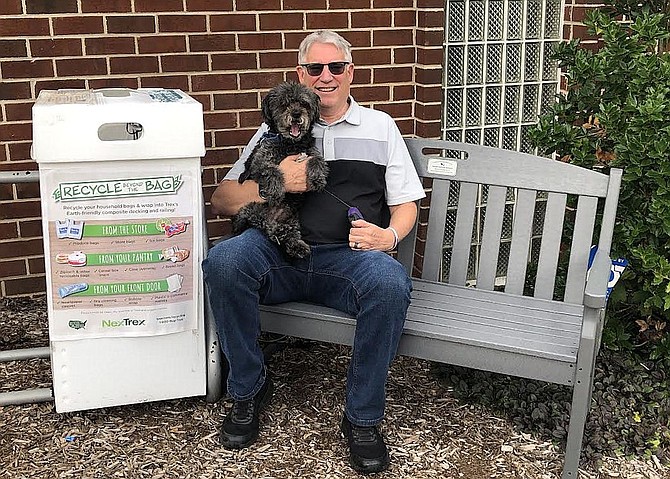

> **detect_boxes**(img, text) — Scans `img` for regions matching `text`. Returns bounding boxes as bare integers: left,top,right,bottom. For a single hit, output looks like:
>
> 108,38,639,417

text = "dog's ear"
261,89,275,130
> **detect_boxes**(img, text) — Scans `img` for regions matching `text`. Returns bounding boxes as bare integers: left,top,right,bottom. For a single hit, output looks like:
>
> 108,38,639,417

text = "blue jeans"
202,228,411,426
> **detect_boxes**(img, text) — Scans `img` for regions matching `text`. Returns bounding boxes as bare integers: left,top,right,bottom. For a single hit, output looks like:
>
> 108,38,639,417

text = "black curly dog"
232,82,329,258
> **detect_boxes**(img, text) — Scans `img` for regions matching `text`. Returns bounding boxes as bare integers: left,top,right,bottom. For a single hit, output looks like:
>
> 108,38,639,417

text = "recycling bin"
32,88,206,412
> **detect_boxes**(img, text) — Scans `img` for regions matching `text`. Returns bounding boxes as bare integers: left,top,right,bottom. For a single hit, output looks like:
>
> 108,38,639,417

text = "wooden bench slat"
534,192,568,299
449,182,478,285
476,185,508,290
504,188,536,294
564,196,598,303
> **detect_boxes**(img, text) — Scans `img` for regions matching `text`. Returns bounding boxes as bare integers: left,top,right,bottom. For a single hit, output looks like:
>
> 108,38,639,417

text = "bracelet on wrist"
387,226,399,251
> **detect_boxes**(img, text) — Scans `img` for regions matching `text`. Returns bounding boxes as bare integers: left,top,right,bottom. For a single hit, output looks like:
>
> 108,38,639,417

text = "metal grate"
440,0,564,284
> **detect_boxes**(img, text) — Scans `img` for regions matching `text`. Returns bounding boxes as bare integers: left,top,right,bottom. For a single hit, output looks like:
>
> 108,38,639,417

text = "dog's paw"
306,158,329,192
285,239,311,258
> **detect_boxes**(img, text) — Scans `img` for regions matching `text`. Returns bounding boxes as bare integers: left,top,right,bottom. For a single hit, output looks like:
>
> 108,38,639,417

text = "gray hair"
298,30,353,64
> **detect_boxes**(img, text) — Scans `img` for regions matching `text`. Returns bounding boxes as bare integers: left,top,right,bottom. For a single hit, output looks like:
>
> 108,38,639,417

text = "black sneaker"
220,376,273,449
340,416,390,474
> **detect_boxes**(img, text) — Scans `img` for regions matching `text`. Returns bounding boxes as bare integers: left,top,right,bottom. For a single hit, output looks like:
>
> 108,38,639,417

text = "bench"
204,138,623,479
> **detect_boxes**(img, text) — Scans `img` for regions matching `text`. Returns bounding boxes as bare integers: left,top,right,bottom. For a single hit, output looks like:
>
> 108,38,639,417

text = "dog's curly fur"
232,82,329,258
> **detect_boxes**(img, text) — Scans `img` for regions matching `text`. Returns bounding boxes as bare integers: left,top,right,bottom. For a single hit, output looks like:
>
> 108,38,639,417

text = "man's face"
297,42,354,116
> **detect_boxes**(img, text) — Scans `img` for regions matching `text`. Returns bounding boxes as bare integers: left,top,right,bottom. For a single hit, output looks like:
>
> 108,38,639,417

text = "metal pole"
0,347,50,363
0,388,53,406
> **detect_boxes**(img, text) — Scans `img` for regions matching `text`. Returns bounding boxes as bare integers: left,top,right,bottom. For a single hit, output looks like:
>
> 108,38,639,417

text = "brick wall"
0,0,444,297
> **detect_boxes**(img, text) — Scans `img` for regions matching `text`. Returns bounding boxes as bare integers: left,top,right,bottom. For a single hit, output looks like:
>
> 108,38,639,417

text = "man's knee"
203,229,267,282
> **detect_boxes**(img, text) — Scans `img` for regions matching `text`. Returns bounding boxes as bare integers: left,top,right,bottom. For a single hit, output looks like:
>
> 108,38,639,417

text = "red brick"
211,53,258,71
14,182,39,200
239,33,283,51
353,48,391,66
5,103,32,122
214,128,259,147
394,9,416,27
56,58,108,76
284,0,326,8
306,12,349,30
393,46,414,64
19,219,43,238
28,257,45,274
53,16,104,35
30,38,83,57
26,0,78,13
239,71,284,90
186,0,233,11
136,0,184,12
373,29,414,46
192,73,238,92
0,259,27,278
0,184,11,201
138,35,187,53
158,15,207,32
4,275,47,296
161,54,208,72
0,161,37,172
340,30,372,49
416,0,443,7
107,16,156,34
110,56,159,74
375,0,413,6
35,79,86,95
0,82,30,101
0,40,27,58
0,18,50,36
416,29,444,46
0,0,22,14
0,123,31,142
85,37,136,55
0,201,41,221
330,0,371,9
375,101,412,118
213,92,258,111
417,46,442,65
236,0,281,10
140,75,189,90
88,77,140,90
81,0,132,13
260,13,303,30
416,84,441,102
210,14,257,32
0,222,18,240
415,102,441,121
7,143,32,161
417,9,444,27
2,59,53,79
260,51,297,69
416,66,442,84
204,112,237,130
351,85,390,102
352,11,392,28
189,34,236,52
375,66,413,83
239,110,262,128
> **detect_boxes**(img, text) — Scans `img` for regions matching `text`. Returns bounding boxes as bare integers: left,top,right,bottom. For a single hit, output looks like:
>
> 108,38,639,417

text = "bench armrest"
584,249,611,309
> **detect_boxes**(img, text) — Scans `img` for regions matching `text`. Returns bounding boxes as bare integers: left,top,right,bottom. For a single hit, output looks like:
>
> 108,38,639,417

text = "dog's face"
261,82,320,140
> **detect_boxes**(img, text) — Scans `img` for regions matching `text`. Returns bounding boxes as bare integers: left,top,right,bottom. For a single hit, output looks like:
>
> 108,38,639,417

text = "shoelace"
231,399,255,424
351,425,378,444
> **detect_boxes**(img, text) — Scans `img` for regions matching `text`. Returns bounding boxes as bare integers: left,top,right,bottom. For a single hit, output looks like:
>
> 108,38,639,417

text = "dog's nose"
291,110,302,119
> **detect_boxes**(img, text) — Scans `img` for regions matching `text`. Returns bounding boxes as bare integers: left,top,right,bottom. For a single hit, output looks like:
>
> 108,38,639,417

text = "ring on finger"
354,242,359,249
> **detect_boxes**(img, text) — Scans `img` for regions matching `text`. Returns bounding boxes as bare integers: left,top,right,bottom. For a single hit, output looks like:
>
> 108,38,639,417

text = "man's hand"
279,154,310,193
348,220,397,252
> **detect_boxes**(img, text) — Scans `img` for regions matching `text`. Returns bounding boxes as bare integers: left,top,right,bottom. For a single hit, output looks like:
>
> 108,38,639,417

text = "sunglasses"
300,61,350,76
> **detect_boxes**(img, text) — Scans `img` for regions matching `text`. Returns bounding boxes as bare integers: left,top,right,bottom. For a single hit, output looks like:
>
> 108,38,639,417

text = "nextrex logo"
102,318,146,328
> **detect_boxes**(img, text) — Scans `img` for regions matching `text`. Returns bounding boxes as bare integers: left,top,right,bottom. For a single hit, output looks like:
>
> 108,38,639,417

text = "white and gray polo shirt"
225,97,425,244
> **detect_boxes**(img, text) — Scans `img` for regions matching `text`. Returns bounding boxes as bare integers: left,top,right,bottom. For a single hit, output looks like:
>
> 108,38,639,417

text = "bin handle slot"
97,123,144,141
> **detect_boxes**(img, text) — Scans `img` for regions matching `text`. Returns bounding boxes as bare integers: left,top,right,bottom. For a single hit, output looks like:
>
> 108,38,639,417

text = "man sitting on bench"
202,29,425,474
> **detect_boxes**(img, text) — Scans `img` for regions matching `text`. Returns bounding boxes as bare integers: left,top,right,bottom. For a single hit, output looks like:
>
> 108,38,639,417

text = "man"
202,30,425,474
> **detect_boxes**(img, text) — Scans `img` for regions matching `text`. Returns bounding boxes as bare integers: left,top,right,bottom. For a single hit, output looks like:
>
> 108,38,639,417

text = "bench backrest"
399,138,623,305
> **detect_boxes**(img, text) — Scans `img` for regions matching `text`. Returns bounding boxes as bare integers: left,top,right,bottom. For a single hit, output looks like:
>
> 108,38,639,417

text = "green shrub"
530,6,670,358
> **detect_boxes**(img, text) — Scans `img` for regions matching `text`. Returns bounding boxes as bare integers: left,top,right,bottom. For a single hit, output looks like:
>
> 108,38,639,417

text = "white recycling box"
32,88,207,412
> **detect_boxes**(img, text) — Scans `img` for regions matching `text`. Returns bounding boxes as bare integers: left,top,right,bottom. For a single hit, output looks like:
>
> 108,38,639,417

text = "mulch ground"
1,297,667,479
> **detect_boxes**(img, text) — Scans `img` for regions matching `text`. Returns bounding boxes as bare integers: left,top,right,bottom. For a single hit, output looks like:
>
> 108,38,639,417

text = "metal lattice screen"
440,0,564,284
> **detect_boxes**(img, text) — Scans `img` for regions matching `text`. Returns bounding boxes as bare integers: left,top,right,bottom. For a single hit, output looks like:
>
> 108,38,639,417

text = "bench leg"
562,309,600,478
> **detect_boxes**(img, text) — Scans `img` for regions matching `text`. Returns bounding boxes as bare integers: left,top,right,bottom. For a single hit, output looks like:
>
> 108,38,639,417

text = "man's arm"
210,154,312,216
